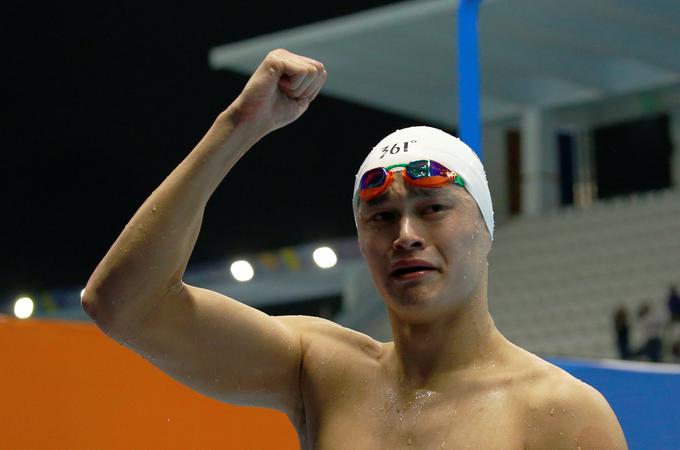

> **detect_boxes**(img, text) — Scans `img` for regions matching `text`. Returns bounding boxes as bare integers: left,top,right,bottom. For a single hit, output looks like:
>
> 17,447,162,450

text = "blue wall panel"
552,358,680,449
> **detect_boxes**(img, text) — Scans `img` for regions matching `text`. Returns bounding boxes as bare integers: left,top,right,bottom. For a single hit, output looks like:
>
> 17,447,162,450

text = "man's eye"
372,211,395,221
423,204,446,214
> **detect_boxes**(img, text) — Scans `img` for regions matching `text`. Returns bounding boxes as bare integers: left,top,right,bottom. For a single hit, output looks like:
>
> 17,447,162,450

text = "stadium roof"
209,0,680,126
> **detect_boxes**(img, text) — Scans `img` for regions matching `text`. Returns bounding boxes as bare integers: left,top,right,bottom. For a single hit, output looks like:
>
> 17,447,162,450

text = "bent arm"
82,107,258,331
82,49,326,415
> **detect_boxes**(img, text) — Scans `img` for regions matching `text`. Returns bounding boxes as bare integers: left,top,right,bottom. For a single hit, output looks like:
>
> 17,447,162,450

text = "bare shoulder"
277,315,385,362
519,355,628,450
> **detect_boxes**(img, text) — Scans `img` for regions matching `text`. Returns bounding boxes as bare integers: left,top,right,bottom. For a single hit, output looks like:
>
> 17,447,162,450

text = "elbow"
81,290,136,341
80,284,99,320
80,292,97,320
80,288,115,331
80,278,176,338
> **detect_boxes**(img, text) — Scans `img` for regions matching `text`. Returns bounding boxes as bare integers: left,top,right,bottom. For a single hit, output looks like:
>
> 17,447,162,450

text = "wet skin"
284,174,627,449
83,50,625,449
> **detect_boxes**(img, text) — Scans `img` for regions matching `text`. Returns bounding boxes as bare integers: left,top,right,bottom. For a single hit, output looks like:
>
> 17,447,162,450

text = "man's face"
355,172,491,322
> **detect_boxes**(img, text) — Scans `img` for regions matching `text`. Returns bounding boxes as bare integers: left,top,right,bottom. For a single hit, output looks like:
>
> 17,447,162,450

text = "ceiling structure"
209,0,680,126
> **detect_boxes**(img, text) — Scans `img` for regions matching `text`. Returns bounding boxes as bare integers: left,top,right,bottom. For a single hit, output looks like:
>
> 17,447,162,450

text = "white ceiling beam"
208,0,680,125
582,0,680,37
480,28,677,95
488,0,680,71
482,71,601,107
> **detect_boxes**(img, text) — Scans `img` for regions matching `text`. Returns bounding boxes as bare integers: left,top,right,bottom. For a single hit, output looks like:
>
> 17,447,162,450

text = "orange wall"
1,316,299,450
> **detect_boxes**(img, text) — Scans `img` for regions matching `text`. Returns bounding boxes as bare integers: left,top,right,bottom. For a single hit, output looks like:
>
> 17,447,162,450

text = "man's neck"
385,281,504,391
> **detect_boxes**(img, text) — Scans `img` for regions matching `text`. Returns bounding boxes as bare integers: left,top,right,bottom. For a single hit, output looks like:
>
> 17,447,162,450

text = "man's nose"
393,216,425,251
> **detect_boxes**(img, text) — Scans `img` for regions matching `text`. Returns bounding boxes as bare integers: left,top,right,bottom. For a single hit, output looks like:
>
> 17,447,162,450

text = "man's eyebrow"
364,196,387,208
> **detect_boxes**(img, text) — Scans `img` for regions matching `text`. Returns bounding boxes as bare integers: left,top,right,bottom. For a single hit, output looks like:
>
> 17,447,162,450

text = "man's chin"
385,286,441,313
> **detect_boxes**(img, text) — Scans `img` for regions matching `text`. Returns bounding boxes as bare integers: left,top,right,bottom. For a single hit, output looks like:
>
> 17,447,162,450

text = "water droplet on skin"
407,437,412,446
487,388,503,399
152,205,157,212
167,418,170,422
550,408,555,416
415,390,433,401
441,442,446,448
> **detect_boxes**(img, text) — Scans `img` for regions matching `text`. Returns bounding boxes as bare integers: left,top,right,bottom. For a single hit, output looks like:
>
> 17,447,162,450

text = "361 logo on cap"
379,140,417,159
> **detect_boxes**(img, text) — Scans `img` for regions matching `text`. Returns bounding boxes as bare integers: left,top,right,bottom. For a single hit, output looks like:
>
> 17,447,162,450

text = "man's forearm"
82,47,327,335
82,105,262,332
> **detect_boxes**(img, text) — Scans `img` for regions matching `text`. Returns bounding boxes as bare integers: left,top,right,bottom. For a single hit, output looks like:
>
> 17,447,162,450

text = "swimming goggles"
358,160,465,202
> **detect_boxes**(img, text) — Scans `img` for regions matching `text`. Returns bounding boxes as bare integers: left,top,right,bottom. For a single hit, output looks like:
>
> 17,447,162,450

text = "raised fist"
230,49,327,137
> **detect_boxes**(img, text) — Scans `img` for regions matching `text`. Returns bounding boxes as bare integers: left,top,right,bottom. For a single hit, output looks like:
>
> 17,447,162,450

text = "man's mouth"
390,261,437,281
391,266,435,276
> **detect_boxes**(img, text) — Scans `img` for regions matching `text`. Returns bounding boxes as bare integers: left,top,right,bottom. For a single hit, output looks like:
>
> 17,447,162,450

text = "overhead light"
313,247,337,269
13,297,34,319
230,260,254,282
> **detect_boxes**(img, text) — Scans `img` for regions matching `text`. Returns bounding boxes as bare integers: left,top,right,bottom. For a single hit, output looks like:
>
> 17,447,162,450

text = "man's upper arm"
529,377,628,449
119,282,308,416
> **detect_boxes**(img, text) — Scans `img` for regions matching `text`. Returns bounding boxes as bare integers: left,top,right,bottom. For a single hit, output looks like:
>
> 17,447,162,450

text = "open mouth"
390,266,438,280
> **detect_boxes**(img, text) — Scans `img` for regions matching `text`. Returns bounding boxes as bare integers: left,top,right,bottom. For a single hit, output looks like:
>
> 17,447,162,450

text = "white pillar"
520,109,542,215
520,108,559,215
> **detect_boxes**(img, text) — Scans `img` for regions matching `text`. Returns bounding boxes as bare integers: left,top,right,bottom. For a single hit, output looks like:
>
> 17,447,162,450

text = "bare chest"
300,380,526,450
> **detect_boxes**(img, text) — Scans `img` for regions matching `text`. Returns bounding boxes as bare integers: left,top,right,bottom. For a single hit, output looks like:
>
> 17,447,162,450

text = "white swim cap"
353,126,494,240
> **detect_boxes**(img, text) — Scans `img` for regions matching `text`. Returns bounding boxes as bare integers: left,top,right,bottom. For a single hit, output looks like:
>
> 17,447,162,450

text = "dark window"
557,132,575,206
592,115,673,199
506,130,521,215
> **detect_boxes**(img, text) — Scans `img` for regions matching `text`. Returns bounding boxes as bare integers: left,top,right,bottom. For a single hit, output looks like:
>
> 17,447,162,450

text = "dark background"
2,1,425,301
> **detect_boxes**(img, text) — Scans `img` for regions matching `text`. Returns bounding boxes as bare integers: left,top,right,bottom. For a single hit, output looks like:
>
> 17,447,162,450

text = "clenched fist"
229,49,327,137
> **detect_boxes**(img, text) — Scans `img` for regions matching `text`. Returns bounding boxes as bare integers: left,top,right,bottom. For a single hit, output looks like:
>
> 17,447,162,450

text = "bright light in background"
230,260,254,282
313,247,337,269
13,297,34,319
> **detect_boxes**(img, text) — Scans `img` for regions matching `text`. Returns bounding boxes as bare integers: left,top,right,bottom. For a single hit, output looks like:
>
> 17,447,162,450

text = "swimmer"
82,49,628,449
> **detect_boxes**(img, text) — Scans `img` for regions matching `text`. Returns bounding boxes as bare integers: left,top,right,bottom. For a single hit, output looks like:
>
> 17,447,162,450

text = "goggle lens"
406,160,430,178
360,168,387,189
405,160,452,187
358,160,463,202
